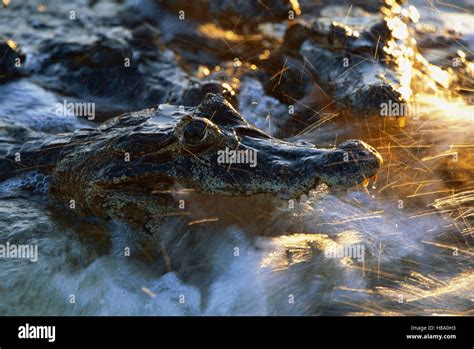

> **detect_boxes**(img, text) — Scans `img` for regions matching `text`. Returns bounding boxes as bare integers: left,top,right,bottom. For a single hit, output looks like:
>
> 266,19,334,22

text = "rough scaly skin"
0,94,382,230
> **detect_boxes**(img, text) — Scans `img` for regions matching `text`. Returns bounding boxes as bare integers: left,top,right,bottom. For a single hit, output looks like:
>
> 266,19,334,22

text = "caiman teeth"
362,175,378,189
363,178,370,187
370,174,378,190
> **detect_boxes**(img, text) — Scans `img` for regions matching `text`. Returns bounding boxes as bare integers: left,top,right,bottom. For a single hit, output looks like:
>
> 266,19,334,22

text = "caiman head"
50,94,382,230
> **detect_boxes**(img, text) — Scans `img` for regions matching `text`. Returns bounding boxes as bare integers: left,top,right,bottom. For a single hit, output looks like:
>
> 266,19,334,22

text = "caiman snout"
219,133,383,199
339,140,383,168
316,139,383,189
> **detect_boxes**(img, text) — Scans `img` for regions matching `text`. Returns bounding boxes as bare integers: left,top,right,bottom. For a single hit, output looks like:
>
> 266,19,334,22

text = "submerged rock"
262,1,455,118
0,40,25,83
32,33,222,117
0,1,223,119
277,6,403,116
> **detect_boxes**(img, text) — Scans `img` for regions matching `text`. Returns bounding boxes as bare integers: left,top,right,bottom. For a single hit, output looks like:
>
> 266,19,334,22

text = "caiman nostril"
352,140,383,167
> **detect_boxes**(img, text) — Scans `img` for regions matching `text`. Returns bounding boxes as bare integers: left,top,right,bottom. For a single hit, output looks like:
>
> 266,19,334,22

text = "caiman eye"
182,120,208,145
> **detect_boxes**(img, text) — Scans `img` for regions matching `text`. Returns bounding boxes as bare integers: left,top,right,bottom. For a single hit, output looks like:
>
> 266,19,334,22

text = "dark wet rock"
216,47,339,137
131,3,307,130
266,1,453,118
128,23,162,52
157,0,297,30
196,58,333,137
0,0,224,119
237,76,288,134
181,79,224,106
31,33,223,118
137,5,275,69
33,36,182,112
276,10,404,116
0,40,26,83
299,0,382,15
299,39,402,116
195,62,292,135
199,0,459,134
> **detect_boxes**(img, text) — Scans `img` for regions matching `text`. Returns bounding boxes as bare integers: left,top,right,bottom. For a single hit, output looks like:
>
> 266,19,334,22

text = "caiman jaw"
169,134,383,200
280,140,382,198
315,139,383,190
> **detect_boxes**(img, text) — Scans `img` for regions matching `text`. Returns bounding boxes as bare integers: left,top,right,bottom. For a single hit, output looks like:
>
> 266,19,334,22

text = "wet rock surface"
33,34,190,113
158,0,297,30
0,40,25,82
0,0,224,120
2,0,471,132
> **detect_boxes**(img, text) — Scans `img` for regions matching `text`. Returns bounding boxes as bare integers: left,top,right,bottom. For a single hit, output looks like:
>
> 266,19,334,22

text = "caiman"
0,94,382,232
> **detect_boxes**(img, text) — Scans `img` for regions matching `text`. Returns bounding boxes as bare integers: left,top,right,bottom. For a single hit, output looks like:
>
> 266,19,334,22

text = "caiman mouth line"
0,94,382,231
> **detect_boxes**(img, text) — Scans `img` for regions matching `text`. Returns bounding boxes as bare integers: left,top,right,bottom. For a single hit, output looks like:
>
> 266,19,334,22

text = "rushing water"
0,0,472,315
